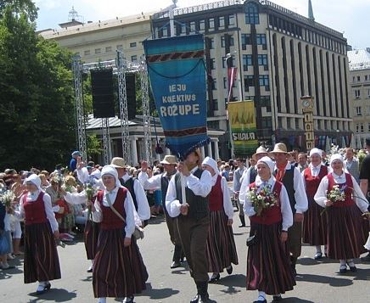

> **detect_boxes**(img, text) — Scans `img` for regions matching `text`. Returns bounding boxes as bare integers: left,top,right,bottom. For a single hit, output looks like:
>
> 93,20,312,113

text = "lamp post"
225,52,236,158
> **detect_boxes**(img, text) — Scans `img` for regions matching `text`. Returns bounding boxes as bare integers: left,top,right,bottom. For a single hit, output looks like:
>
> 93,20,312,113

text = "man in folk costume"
166,149,213,303
270,143,308,275
110,157,150,227
138,155,185,269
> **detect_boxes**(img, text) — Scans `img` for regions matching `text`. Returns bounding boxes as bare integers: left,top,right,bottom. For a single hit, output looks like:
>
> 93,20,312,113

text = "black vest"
274,165,296,214
250,166,257,184
120,177,138,210
174,168,209,220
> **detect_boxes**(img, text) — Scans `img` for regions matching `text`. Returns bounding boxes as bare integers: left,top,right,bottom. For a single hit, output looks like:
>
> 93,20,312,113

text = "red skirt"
93,228,147,298
206,210,238,272
84,219,100,260
326,205,367,260
302,197,328,245
23,222,61,284
247,221,296,295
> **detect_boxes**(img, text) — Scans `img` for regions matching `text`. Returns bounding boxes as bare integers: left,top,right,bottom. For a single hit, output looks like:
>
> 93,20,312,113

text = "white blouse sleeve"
221,177,234,219
165,175,182,218
280,184,293,231
314,176,329,208
43,193,59,232
351,175,369,212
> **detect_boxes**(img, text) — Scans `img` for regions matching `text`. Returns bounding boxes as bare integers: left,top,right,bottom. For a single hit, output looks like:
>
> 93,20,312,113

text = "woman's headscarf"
202,156,219,185
330,154,344,166
24,174,42,191
101,165,121,188
256,156,275,174
309,148,323,158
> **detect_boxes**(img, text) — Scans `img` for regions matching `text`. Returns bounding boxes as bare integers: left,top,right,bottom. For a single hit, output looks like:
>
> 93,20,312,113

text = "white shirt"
91,187,136,237
217,175,235,219
314,172,369,212
165,167,212,218
243,177,293,231
18,190,59,232
121,174,151,223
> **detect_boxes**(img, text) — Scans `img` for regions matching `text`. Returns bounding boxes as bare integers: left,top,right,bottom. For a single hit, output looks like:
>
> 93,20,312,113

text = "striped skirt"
302,197,328,245
247,222,295,295
84,220,100,260
23,222,61,284
93,228,147,298
206,210,238,273
326,205,367,260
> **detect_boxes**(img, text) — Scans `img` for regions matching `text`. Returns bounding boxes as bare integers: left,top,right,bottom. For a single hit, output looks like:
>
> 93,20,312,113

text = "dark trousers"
164,208,181,246
177,215,210,282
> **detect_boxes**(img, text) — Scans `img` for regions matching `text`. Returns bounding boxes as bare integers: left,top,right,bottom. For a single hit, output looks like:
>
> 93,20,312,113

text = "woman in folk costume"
314,154,370,273
201,156,238,283
302,148,328,259
17,174,61,294
243,156,295,303
88,165,147,303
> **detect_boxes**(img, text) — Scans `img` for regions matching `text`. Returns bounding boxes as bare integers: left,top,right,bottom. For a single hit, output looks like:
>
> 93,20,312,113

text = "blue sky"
34,0,370,49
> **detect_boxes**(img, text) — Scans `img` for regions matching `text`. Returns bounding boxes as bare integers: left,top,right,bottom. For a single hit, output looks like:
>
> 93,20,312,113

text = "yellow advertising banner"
228,100,258,156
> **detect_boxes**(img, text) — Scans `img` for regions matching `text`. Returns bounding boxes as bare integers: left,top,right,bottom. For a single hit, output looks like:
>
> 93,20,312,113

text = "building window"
228,14,235,26
357,76,361,82
355,106,362,116
211,78,217,90
259,75,270,91
129,42,137,48
95,48,101,54
361,123,364,132
260,96,271,112
244,75,254,92
84,50,90,56
190,21,196,33
355,90,361,99
241,34,251,50
105,46,112,53
117,44,123,51
245,3,259,24
242,54,253,71
219,16,225,29
256,34,267,46
258,54,268,70
199,20,205,31
131,55,137,62
209,18,215,30
213,99,219,111
210,58,216,70
261,117,272,129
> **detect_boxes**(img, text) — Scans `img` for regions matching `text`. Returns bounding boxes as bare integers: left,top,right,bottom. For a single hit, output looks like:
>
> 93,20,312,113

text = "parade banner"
228,101,258,155
143,35,210,159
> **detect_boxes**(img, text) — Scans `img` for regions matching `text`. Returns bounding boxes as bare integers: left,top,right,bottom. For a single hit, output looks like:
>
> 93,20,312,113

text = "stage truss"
72,51,151,165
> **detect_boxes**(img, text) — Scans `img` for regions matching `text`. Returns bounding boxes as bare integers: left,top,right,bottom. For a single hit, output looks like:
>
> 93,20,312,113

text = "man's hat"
72,150,81,157
270,143,288,154
252,146,268,159
110,157,126,169
160,155,177,165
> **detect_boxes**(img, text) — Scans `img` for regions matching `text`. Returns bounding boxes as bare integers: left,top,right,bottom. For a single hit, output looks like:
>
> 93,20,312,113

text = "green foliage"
0,0,38,22
0,8,76,171
87,133,102,156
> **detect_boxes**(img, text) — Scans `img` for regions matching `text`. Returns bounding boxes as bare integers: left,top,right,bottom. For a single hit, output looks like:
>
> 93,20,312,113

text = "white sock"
347,259,355,267
339,259,346,266
315,246,322,253
257,291,266,301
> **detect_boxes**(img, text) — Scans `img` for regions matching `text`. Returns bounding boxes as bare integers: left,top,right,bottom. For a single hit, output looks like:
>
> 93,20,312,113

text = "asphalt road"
1,211,370,303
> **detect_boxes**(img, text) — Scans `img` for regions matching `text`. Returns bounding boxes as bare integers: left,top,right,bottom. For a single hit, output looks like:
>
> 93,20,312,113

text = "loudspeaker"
126,73,136,120
91,69,115,118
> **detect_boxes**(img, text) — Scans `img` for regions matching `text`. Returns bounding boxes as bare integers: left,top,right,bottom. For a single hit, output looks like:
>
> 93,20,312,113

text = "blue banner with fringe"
143,35,210,159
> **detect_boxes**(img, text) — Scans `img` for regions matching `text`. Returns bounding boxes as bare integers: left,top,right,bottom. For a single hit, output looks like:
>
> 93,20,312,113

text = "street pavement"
1,211,370,303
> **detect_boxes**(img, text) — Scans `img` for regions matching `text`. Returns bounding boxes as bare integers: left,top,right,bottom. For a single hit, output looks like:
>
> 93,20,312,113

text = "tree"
0,8,76,171
0,0,38,22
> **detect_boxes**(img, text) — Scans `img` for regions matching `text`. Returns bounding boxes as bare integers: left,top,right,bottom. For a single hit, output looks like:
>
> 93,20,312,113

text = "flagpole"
225,52,236,158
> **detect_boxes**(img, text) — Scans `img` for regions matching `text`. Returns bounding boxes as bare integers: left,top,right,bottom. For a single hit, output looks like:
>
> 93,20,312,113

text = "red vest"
208,175,223,212
22,192,48,225
327,173,354,207
97,187,127,230
250,181,283,225
303,165,328,197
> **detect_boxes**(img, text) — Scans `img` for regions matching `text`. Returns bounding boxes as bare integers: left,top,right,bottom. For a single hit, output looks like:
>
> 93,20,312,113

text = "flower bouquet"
321,185,346,215
247,184,278,216
84,182,96,219
0,189,15,208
